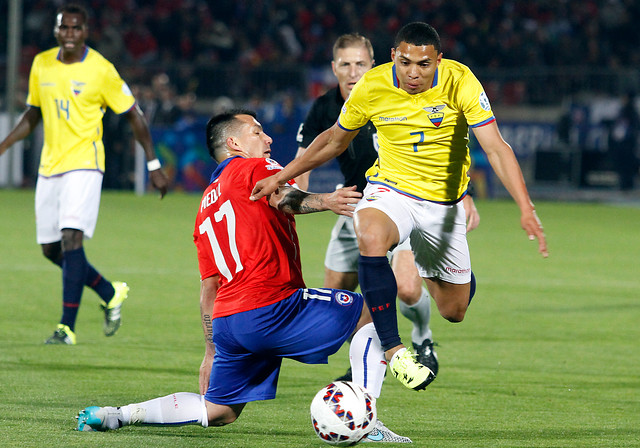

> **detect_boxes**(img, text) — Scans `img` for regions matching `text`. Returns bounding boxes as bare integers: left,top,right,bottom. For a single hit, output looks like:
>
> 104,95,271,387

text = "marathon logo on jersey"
71,80,86,96
264,158,283,171
424,104,446,127
378,116,407,122
334,291,354,306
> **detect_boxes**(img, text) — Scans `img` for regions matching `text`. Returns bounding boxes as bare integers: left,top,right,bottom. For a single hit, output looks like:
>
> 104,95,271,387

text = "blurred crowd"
2,0,639,190
7,0,640,94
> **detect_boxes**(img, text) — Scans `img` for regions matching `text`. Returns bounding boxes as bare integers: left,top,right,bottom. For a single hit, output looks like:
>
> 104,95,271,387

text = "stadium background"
1,0,639,197
1,3,640,446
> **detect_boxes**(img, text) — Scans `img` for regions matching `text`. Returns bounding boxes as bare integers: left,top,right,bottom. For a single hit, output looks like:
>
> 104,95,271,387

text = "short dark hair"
57,3,89,24
394,22,441,54
206,109,257,161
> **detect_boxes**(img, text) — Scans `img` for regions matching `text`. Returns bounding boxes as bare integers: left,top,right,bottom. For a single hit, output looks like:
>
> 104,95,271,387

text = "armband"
147,159,161,171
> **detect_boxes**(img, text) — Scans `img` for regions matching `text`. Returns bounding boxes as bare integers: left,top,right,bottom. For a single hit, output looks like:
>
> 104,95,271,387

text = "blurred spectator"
5,0,640,192
609,92,640,191
211,96,235,116
150,73,181,126
258,91,307,164
95,10,127,63
124,22,159,64
9,0,640,71
7,0,640,99
174,92,198,131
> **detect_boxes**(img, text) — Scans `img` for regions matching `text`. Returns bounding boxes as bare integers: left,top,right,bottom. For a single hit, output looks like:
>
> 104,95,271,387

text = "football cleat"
363,420,412,443
76,406,103,431
413,339,439,376
44,324,76,345
76,406,123,431
389,348,435,391
101,281,129,337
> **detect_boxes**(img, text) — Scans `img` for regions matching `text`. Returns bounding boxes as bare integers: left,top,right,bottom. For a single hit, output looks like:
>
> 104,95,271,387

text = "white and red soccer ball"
310,381,377,446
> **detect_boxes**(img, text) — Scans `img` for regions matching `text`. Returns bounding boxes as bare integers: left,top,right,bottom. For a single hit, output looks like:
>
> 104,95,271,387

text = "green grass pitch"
1,188,639,447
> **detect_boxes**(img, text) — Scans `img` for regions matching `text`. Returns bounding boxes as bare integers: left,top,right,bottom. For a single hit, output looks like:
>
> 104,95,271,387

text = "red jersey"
193,156,305,318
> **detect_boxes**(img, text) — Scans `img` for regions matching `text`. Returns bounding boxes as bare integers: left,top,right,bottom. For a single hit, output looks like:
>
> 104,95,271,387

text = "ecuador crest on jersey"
424,104,446,127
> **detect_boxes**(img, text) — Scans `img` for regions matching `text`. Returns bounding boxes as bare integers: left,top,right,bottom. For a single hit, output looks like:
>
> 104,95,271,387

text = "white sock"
120,393,208,428
398,287,432,344
349,323,387,398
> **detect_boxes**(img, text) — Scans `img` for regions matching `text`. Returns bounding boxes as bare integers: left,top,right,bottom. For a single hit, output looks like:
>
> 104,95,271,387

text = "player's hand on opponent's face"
150,169,169,199
521,209,548,258
250,175,283,201
326,185,362,217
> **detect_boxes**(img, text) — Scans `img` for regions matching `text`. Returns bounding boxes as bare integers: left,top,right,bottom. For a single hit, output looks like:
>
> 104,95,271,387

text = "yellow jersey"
26,46,136,177
339,59,495,202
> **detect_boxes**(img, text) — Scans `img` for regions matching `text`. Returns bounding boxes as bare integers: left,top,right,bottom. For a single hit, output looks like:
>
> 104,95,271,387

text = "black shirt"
297,87,378,193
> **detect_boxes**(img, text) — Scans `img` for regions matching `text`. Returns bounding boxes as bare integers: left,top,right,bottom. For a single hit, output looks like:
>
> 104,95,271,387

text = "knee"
441,310,465,323
437,302,467,323
396,283,421,305
208,414,237,427
356,231,388,255
206,402,244,427
61,228,83,251
354,214,398,256
41,243,62,264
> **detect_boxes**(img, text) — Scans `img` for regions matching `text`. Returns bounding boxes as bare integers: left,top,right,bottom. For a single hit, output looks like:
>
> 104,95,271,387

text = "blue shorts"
205,288,363,405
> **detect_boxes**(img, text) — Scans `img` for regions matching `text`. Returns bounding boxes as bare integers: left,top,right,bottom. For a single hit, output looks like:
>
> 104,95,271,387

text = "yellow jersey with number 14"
338,59,495,203
26,46,136,177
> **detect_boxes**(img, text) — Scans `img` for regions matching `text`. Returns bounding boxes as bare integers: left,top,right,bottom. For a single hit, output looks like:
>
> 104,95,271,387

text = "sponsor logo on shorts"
445,266,471,275
335,292,354,306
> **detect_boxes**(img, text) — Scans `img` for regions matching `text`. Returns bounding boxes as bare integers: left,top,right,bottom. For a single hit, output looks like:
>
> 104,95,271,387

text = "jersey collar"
56,45,89,63
209,156,240,184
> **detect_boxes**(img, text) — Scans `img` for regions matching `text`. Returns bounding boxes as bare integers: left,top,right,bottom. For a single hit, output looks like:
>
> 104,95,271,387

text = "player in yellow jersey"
252,22,548,391
0,4,169,345
296,33,481,402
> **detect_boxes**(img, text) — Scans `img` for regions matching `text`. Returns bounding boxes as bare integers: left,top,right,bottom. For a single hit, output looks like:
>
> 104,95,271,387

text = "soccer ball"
310,381,377,446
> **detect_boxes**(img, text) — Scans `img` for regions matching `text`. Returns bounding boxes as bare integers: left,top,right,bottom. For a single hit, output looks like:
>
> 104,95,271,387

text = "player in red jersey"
77,109,411,442
194,155,306,319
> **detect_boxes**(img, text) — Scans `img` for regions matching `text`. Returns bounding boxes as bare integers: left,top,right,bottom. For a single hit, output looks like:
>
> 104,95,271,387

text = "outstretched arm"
0,107,42,156
199,275,219,395
251,123,358,201
473,121,548,257
270,185,362,217
125,105,169,198
293,146,311,190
